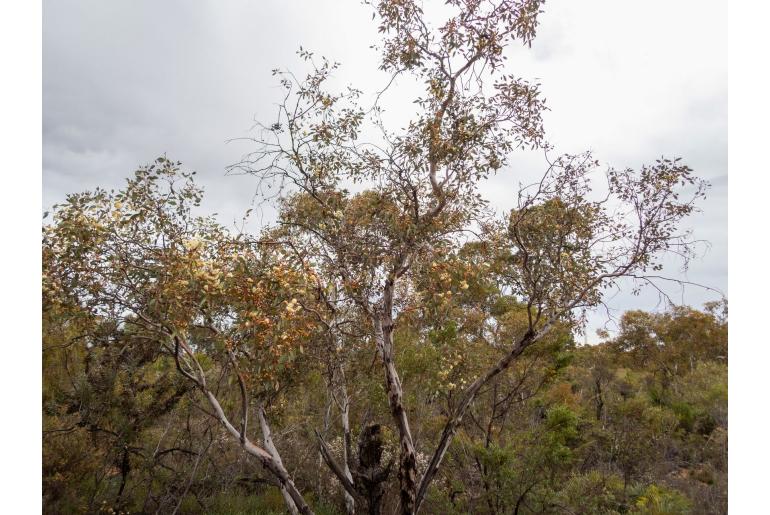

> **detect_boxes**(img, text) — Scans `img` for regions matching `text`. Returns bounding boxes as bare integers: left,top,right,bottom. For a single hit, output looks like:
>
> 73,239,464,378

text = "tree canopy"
43,1,722,514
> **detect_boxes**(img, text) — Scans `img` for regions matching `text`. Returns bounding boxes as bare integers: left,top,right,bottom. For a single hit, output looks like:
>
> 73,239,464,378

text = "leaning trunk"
259,406,300,515
202,390,314,514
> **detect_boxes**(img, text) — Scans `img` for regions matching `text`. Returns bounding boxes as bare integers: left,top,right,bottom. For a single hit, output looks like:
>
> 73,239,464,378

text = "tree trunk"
259,406,301,515
355,424,390,515
595,378,604,421
173,333,314,515
116,446,130,499
415,327,549,512
340,391,357,515
374,314,417,514
317,422,391,515
202,390,314,514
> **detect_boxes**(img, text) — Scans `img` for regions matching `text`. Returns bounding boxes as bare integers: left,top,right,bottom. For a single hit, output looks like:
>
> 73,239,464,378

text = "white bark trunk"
259,406,300,515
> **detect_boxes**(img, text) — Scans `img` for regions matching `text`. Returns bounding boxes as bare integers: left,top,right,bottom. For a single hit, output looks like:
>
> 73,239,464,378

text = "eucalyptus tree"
231,1,707,512
43,161,323,514
44,2,708,514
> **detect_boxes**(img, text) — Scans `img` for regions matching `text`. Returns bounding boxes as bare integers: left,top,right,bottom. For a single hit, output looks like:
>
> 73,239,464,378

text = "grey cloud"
43,0,727,338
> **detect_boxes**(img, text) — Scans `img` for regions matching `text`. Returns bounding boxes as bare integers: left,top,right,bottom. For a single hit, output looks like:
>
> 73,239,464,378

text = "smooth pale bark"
339,385,357,515
172,333,314,514
203,391,313,514
317,431,359,499
321,331,357,514
374,313,418,514
259,406,300,515
331,332,357,514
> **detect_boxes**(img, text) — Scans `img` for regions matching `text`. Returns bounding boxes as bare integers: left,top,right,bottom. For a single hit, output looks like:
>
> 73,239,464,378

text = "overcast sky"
43,0,727,338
